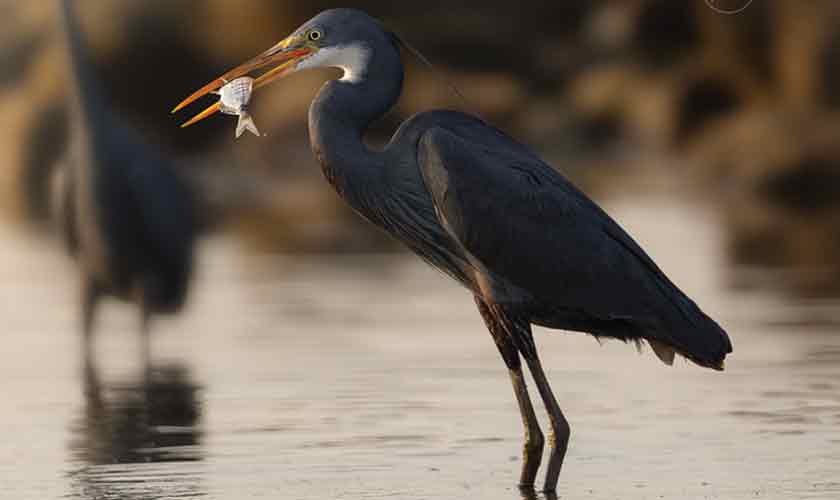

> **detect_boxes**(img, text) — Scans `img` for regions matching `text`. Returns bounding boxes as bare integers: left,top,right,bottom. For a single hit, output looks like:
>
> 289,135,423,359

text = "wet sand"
1,197,839,499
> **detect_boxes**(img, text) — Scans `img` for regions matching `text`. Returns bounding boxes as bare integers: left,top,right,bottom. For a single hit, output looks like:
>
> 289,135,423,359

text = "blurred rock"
701,112,840,296
631,0,701,69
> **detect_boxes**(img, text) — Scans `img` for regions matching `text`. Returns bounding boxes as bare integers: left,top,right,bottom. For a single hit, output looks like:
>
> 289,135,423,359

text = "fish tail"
235,112,260,138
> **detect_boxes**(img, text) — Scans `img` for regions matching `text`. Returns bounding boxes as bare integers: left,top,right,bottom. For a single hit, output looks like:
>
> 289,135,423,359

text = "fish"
216,77,260,139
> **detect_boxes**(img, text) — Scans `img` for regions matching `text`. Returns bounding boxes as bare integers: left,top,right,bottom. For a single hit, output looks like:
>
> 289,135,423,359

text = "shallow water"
1,196,839,500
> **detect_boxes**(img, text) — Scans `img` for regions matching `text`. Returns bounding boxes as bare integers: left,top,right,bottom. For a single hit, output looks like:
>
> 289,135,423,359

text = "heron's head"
173,9,397,126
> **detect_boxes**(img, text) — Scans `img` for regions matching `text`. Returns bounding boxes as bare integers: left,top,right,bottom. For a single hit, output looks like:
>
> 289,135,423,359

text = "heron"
56,0,197,352
173,9,732,493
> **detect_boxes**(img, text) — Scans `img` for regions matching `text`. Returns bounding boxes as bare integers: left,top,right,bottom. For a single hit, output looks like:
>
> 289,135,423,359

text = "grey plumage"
175,8,732,493
57,0,197,340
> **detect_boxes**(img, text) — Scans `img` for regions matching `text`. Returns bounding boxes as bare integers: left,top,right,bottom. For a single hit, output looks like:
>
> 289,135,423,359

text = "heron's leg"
522,350,570,494
475,297,544,489
508,366,544,488
133,280,154,366
139,299,152,368
82,344,104,414
81,277,99,356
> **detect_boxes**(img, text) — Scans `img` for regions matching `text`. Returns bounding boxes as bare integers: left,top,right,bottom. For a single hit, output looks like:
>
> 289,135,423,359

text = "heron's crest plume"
387,31,471,108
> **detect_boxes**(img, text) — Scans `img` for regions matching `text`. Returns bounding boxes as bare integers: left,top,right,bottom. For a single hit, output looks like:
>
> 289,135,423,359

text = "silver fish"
215,77,260,139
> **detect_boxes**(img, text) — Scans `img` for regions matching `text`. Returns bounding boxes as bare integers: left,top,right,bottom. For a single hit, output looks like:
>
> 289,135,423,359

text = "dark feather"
416,117,731,369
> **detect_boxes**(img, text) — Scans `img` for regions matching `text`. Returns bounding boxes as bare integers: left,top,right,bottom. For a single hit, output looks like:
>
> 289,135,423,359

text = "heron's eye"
308,30,323,42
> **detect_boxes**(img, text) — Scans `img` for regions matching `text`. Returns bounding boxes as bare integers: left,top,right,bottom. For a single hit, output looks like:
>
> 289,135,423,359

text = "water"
1,196,839,500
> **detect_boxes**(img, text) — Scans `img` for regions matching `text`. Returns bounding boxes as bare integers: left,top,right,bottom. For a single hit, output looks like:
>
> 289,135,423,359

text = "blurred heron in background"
56,0,197,353
174,8,732,493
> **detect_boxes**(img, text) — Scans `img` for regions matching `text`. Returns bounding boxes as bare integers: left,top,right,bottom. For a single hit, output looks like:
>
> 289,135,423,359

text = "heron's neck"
308,47,404,200
60,0,109,137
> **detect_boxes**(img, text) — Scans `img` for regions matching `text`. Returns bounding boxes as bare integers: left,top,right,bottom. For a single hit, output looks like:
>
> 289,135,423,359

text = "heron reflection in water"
69,358,202,499
174,8,732,493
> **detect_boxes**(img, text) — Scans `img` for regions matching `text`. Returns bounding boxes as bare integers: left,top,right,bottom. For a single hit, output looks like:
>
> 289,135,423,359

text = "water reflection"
67,357,204,499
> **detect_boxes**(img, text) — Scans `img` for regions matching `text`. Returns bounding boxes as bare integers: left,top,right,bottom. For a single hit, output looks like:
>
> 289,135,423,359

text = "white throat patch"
296,44,372,83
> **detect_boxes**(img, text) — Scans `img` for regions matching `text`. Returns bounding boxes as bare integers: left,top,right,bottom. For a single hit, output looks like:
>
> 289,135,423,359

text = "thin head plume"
388,31,472,109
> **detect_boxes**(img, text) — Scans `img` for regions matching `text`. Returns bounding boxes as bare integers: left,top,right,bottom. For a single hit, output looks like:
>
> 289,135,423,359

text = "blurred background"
2,2,840,499
2,0,839,295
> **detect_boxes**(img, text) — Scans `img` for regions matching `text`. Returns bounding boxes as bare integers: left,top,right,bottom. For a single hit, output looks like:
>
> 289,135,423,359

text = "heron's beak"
172,36,314,128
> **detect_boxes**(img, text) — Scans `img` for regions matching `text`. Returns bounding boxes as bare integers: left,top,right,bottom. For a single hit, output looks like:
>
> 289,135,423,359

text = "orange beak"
172,39,314,128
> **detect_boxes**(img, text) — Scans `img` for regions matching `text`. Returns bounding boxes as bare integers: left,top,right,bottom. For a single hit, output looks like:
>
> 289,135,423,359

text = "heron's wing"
123,150,196,265
115,128,197,283
116,147,196,310
417,123,730,367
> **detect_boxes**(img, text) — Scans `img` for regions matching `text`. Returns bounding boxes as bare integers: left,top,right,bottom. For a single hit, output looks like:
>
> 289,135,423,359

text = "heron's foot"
541,419,570,494
518,484,537,500
518,486,557,500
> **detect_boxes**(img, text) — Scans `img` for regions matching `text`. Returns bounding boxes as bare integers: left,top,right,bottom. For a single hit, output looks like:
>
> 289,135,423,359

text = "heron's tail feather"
235,112,260,139
648,339,676,366
653,298,732,371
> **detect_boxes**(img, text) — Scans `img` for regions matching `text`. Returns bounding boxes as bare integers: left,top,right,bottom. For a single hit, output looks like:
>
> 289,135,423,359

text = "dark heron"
174,9,732,493
56,0,197,350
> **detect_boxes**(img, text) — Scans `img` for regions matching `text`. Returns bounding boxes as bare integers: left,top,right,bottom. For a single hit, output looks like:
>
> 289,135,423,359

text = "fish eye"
308,30,323,42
